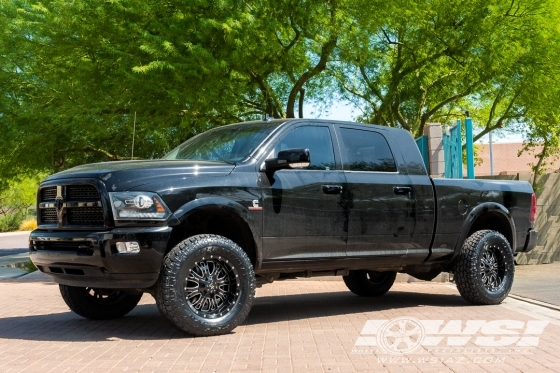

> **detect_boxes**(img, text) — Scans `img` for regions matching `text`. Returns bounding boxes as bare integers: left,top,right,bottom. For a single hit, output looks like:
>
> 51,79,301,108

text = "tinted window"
339,128,397,172
164,122,280,162
276,126,335,170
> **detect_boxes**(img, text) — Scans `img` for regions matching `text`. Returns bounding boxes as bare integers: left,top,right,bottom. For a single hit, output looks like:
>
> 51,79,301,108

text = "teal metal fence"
415,117,475,178
415,135,429,172
443,120,464,179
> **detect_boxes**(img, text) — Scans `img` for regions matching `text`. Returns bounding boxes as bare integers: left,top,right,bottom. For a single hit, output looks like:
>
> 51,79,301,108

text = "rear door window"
338,128,397,172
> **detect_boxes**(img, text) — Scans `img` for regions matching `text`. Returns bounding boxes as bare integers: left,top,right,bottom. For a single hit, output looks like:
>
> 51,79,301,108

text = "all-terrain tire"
155,234,256,336
454,230,515,305
59,285,142,320
343,270,397,297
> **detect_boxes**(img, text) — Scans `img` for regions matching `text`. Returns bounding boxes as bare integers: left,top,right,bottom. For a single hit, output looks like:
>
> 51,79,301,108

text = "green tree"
2,0,560,187
334,0,552,138
1,0,349,180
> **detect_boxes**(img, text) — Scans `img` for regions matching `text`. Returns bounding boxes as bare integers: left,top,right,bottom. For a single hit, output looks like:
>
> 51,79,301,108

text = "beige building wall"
475,143,560,176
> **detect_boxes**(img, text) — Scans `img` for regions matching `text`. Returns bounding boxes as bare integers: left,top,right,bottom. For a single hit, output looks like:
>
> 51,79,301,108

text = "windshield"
164,122,281,162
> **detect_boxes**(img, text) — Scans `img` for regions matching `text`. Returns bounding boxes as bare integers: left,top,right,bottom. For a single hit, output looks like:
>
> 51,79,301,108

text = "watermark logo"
376,317,425,354
355,317,549,355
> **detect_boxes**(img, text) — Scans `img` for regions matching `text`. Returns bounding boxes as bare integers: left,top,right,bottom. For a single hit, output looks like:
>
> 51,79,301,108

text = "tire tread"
59,285,142,320
343,270,397,297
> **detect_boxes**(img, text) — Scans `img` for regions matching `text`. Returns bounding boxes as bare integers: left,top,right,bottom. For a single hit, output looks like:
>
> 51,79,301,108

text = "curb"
507,293,560,312
0,231,31,237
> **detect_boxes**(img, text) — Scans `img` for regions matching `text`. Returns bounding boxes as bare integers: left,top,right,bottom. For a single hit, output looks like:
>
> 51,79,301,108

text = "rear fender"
452,202,516,261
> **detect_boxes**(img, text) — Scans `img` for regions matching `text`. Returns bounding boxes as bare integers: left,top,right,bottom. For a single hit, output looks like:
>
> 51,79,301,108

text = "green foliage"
23,259,38,273
1,0,560,183
0,173,46,231
0,214,23,232
334,0,556,138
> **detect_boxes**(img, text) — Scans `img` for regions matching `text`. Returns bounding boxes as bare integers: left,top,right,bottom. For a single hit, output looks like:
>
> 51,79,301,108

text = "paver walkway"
0,277,559,372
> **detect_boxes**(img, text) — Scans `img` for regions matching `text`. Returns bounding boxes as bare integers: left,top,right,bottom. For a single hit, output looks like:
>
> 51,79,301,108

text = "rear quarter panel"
430,178,533,262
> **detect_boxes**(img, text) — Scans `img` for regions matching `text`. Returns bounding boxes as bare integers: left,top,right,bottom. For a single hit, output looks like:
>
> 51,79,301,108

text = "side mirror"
264,148,310,172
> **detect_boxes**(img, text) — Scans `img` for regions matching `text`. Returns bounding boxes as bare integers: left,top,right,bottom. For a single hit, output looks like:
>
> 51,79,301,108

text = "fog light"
116,241,140,254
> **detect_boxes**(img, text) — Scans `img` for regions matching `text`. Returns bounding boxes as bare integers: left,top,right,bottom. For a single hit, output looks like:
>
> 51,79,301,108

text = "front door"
261,123,347,266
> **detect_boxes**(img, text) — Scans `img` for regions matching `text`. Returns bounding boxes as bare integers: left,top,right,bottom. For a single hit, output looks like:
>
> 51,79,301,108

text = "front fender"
452,202,516,261
171,196,262,269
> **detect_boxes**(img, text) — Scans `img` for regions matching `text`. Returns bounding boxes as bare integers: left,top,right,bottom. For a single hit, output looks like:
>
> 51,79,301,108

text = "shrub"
0,214,24,232
19,218,37,231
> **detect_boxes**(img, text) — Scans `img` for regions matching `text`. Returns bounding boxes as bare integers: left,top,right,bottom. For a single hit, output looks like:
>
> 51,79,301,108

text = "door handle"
322,185,343,194
393,186,412,197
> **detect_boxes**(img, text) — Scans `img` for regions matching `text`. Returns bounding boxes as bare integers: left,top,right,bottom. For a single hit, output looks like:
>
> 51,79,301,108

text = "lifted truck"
30,119,538,336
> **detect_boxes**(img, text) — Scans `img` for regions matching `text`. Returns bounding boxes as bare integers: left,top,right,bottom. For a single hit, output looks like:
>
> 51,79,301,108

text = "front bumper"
29,227,172,289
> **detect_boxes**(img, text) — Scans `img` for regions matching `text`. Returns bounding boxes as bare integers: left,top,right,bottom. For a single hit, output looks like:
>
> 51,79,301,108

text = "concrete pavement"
0,231,30,256
0,231,32,279
0,276,559,373
511,262,560,307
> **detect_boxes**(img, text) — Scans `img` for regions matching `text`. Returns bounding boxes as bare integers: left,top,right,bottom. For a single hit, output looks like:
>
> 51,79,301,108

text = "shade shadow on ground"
0,289,468,342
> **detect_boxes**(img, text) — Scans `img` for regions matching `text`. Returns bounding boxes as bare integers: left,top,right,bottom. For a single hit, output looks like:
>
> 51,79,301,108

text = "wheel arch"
452,203,515,262
167,197,261,269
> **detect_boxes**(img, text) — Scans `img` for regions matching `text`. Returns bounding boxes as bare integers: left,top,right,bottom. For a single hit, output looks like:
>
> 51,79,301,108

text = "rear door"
334,125,417,265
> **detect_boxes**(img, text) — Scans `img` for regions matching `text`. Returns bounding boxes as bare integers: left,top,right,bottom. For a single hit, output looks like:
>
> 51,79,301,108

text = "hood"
44,160,236,191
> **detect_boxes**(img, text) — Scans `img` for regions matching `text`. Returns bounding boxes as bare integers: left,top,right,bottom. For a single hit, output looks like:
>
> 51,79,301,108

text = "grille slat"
67,185,100,200
41,187,57,201
67,207,104,226
40,208,57,224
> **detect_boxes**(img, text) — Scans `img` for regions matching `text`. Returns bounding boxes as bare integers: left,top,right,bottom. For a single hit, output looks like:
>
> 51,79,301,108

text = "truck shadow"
0,290,469,342
246,289,469,325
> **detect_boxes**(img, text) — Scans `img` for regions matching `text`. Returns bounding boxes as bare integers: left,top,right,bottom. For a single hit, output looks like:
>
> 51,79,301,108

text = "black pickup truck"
30,119,537,336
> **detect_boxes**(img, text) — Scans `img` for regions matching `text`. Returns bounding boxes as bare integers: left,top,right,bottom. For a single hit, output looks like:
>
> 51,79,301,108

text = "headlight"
109,192,172,221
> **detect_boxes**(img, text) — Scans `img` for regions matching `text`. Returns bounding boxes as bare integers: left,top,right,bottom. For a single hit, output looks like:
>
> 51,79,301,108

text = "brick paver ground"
0,278,559,373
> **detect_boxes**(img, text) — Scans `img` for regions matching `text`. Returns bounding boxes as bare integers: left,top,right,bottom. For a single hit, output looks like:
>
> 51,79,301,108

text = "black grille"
41,208,57,224
67,185,100,200
38,183,105,228
30,240,94,256
41,187,57,201
67,207,104,226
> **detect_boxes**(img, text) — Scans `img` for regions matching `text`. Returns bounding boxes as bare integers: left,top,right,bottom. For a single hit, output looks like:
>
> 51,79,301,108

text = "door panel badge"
249,199,263,211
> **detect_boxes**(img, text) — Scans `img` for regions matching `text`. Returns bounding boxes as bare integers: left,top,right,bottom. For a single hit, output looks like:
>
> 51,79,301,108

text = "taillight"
530,193,537,223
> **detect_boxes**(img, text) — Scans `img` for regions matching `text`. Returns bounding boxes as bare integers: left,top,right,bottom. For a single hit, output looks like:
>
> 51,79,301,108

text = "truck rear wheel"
59,285,142,320
454,230,515,305
343,270,397,296
155,234,255,336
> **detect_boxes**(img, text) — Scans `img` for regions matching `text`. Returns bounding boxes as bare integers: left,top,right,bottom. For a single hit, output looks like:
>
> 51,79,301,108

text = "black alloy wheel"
183,258,240,320
479,244,506,292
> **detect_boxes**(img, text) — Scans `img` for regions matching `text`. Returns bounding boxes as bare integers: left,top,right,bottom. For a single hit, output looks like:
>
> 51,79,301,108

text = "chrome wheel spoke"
183,258,239,318
480,245,506,292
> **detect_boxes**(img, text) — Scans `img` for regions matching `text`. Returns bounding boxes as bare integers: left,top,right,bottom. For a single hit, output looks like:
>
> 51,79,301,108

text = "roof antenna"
131,111,136,160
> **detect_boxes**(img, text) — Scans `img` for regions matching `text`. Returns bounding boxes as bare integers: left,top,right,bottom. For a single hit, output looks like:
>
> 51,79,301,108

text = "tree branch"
286,35,338,117
59,147,121,161
421,81,478,125
298,88,305,118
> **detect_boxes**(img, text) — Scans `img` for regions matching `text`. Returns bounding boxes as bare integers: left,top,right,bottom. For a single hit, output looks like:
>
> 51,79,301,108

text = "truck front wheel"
454,230,515,305
59,285,142,320
155,234,256,336
343,270,397,296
